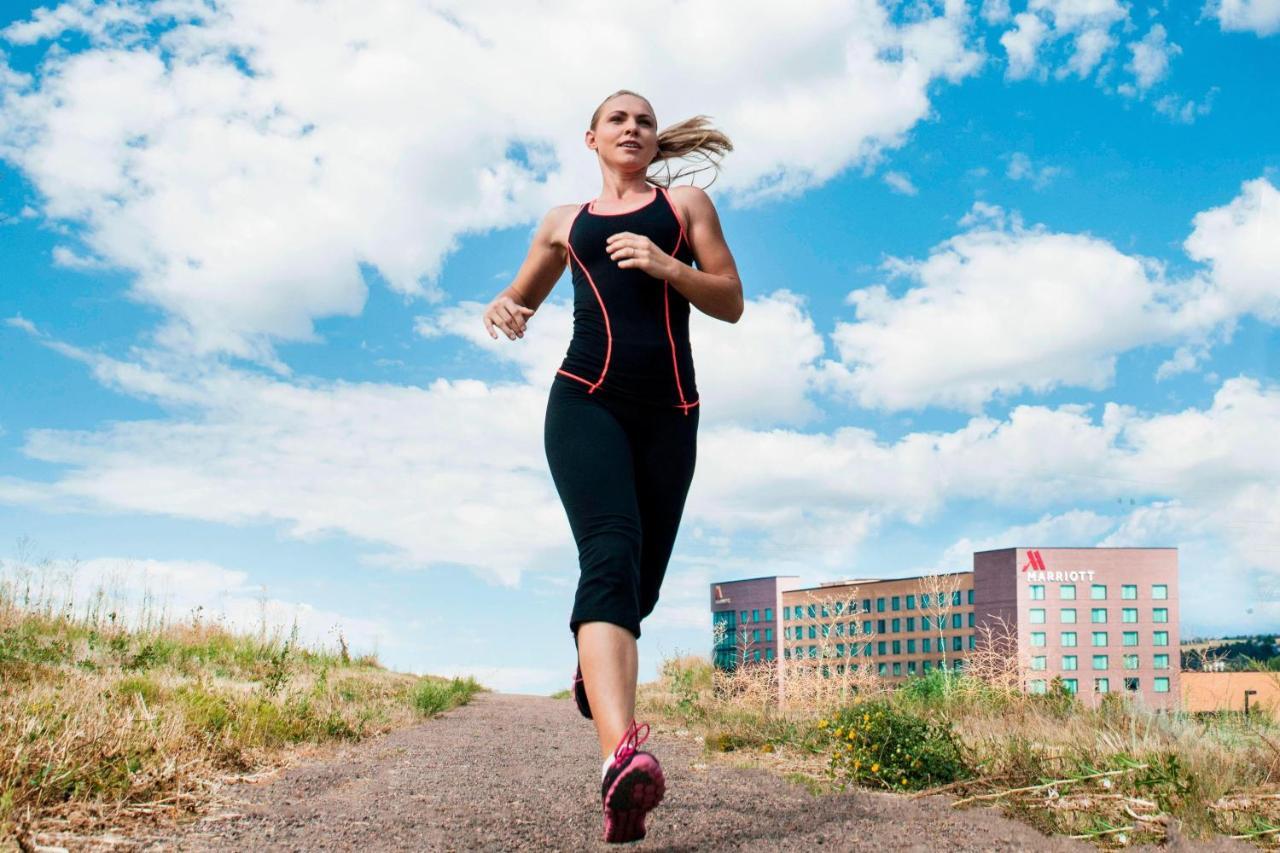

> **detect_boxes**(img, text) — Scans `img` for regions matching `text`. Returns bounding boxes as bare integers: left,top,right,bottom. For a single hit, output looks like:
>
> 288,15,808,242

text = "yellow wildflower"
818,719,828,729
871,763,880,773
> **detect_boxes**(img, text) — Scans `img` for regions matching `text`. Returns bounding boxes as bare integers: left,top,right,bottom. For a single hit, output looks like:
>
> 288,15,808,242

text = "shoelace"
612,718,650,765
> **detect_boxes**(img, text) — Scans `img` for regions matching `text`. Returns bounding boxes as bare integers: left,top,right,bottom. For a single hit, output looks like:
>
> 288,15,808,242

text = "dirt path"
150,692,1218,851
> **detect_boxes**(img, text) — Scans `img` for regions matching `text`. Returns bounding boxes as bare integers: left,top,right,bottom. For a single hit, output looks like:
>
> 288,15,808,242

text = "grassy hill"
0,570,483,844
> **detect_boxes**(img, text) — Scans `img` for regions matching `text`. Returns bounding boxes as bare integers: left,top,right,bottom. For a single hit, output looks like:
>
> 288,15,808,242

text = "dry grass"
0,550,483,845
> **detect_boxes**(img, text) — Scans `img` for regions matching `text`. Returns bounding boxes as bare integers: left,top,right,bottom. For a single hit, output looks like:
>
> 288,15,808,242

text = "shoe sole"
603,753,665,843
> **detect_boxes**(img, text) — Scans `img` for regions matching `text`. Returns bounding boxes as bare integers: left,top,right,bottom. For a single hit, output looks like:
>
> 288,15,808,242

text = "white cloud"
820,177,1280,411
883,170,919,195
1125,24,1180,92
0,0,982,362
981,0,1014,25
1006,151,1062,189
1001,12,1052,79
1207,0,1280,36
1154,87,1218,124
0,553,391,654
51,244,112,270
939,508,1118,569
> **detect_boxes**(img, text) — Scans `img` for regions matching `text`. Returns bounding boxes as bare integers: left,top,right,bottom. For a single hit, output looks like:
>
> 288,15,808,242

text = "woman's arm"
605,185,743,323
483,205,575,340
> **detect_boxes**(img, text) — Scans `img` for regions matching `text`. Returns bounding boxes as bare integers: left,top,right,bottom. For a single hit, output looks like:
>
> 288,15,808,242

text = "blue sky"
1,0,1278,693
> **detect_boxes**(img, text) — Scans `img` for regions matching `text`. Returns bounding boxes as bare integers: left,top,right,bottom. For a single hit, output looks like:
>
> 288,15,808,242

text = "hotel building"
710,547,1180,710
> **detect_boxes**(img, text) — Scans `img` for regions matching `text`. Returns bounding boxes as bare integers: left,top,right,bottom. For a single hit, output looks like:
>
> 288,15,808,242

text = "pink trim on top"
587,186,658,216
563,207,612,393
658,186,698,415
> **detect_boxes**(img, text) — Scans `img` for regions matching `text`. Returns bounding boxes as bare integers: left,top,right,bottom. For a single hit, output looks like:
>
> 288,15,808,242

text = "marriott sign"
1021,549,1097,583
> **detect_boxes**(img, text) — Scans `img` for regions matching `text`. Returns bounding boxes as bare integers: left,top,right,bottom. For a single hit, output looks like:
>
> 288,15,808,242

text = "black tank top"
556,185,699,413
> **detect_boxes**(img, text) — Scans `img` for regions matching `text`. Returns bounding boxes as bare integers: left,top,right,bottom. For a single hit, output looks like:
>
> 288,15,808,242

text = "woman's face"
587,94,657,172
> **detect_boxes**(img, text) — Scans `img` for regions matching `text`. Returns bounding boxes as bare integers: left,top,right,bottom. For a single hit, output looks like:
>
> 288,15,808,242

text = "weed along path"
161,692,1104,851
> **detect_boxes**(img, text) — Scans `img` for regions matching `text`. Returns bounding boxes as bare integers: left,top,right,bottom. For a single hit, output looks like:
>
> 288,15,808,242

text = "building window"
1091,608,1107,624
753,648,761,661
808,604,817,618
1030,608,1046,624
809,645,818,659
864,643,872,657
862,598,872,613
877,619,886,634
1060,608,1077,624
1122,608,1138,623
835,623,845,637
1063,655,1078,671
835,601,844,615
784,627,791,640
921,615,931,631
923,660,933,673
906,594,916,610
1030,585,1045,600
953,658,964,671
878,641,887,656
1125,677,1140,692
1152,584,1168,600
1094,677,1109,693
752,629,760,642
783,607,790,620
907,639,916,653
951,613,962,629
820,604,829,618
1091,584,1107,600
1031,655,1047,670
1154,653,1169,669
809,626,817,639
876,598,885,612
1154,677,1170,693
783,648,790,659
752,609,760,622
952,591,962,606
1123,654,1139,670
863,620,873,635
1153,608,1169,623
821,624,830,638
1092,631,1108,647
878,663,887,675
891,596,900,611
922,637,932,653
1060,584,1076,600
908,660,918,674
906,617,915,632
1153,631,1168,646
1121,584,1137,600
765,628,773,641
967,590,974,605
892,640,902,654
1092,654,1109,670
893,662,902,676
1031,632,1046,647
1062,678,1078,694
967,613,975,628
764,608,773,621
766,648,774,661
836,643,845,657
741,610,748,622
1029,679,1047,694
952,635,963,652
1062,631,1078,647
892,618,901,632
1123,631,1138,647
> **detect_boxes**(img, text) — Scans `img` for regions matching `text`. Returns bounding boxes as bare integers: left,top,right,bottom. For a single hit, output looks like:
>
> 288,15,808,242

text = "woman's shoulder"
541,203,583,248
666,184,715,227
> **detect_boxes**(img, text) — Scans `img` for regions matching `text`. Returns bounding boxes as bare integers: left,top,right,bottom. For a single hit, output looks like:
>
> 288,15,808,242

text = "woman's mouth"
620,141,641,150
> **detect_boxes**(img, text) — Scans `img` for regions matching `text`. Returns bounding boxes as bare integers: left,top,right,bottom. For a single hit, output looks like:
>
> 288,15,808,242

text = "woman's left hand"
606,232,676,280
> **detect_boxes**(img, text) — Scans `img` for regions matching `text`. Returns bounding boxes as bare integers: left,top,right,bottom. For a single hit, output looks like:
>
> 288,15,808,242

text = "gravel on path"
151,692,1235,851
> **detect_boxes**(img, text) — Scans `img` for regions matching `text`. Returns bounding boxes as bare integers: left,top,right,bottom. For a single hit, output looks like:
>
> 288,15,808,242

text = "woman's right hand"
483,290,535,340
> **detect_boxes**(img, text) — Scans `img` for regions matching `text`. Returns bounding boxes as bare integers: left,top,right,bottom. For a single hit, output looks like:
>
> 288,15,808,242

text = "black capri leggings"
544,376,699,643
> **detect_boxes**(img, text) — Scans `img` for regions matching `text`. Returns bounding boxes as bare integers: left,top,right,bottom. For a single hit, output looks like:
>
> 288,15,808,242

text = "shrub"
824,699,970,791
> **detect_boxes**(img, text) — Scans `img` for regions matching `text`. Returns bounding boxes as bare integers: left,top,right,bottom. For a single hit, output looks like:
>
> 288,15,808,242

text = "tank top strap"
656,186,688,254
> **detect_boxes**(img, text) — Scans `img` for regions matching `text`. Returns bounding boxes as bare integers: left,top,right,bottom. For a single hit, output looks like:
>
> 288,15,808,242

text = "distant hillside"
1181,634,1280,671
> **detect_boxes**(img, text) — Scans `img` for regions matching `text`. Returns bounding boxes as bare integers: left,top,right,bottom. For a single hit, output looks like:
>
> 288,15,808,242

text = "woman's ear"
584,129,597,151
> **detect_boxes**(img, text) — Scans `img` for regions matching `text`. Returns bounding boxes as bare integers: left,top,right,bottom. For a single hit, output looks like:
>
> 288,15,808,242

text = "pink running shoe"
600,719,665,844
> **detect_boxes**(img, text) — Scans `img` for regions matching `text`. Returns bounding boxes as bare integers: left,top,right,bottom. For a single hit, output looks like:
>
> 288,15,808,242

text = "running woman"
482,90,742,844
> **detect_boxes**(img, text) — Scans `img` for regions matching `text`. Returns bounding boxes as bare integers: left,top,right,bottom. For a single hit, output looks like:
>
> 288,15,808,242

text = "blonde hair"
589,89,734,189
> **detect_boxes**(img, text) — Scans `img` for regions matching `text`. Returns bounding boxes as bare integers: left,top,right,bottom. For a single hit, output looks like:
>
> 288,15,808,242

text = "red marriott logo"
1021,550,1047,572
